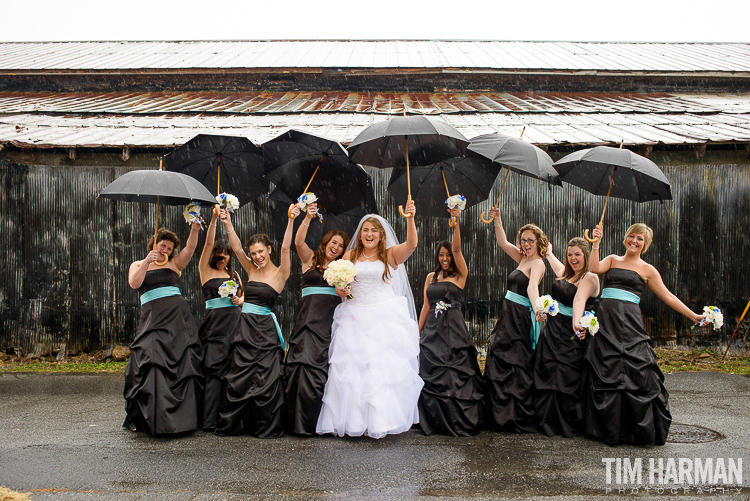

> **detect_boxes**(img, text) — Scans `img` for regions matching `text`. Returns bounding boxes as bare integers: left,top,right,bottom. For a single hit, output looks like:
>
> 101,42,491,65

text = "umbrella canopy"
466,133,561,186
269,188,377,254
347,116,469,169
263,129,373,215
552,146,672,202
98,169,218,206
387,156,499,218
163,134,266,206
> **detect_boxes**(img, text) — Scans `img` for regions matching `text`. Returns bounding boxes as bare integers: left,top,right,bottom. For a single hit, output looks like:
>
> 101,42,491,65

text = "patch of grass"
0,360,127,374
655,348,750,374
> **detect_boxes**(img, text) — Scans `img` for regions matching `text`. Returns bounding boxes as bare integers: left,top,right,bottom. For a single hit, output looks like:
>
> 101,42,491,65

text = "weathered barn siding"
1,149,748,355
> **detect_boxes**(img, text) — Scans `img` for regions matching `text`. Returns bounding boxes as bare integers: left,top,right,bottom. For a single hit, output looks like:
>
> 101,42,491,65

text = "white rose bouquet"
445,194,467,211
535,294,559,316
696,305,723,330
298,192,322,222
183,203,204,229
577,311,599,338
218,280,239,298
216,192,240,212
323,259,357,299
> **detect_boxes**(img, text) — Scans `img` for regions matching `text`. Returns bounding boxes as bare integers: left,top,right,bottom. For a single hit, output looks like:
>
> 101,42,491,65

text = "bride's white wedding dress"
316,259,424,438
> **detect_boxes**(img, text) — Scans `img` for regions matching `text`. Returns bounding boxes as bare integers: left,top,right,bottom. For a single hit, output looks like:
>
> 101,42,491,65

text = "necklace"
362,249,377,259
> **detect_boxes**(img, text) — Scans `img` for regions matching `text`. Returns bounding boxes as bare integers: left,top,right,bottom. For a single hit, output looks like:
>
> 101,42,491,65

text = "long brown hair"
246,233,276,262
430,241,458,283
559,237,590,284
350,217,390,281
210,239,243,297
312,230,350,273
516,224,548,259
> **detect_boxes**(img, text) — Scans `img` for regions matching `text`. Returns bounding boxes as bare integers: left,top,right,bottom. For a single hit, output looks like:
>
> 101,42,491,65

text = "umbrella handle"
440,165,456,227
481,167,512,224
153,193,168,266
584,229,597,243
287,203,299,219
398,204,413,218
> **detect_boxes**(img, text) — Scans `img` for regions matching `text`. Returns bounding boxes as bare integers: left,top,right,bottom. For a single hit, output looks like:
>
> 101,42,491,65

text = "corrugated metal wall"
1,150,748,355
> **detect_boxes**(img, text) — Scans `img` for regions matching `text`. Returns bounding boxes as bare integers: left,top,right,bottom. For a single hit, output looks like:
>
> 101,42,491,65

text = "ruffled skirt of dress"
533,314,588,437
581,298,671,445
123,296,204,435
316,296,424,439
198,307,240,430
484,301,537,433
418,309,485,436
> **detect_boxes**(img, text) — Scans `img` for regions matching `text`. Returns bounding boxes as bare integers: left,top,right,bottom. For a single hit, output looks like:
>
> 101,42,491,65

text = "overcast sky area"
1,0,748,43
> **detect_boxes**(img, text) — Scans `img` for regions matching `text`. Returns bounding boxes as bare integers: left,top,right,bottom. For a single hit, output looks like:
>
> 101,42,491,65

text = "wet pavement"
1,372,748,500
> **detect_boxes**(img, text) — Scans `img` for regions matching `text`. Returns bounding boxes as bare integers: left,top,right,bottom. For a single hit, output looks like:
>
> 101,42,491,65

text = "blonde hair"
623,223,653,254
517,224,548,259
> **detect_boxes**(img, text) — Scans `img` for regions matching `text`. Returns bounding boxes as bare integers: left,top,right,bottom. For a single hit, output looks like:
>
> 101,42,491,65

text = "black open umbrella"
466,130,561,224
552,143,672,242
263,129,372,217
347,115,469,218
387,155,499,224
98,162,217,265
269,188,377,254
163,134,266,206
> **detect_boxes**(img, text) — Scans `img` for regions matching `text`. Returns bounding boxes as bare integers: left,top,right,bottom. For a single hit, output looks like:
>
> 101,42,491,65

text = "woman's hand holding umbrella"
403,198,416,218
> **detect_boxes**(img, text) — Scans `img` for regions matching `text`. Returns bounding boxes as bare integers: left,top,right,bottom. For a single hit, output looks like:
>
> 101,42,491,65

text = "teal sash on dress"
601,287,640,304
504,290,541,350
205,297,239,309
242,302,286,350
140,286,181,306
557,304,573,317
301,286,338,297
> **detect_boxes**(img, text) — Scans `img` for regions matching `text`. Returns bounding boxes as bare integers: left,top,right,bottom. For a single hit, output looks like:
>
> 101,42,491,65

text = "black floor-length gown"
283,268,341,435
123,268,203,435
198,277,241,430
216,281,286,438
418,281,485,436
484,269,537,433
581,268,671,445
533,279,595,437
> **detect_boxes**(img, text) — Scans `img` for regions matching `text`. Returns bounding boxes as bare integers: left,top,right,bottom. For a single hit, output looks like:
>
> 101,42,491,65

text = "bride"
316,201,424,439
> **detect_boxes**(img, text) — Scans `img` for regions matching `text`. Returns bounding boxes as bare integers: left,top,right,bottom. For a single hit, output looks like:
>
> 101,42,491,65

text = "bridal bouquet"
445,194,467,211
535,295,559,316
183,203,204,229
216,192,240,212
297,192,322,222
695,305,723,330
218,279,239,298
323,259,356,299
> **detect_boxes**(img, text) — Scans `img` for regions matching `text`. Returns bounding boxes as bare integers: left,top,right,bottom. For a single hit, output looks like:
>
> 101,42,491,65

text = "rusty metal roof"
3,109,749,149
1,41,750,72
2,91,747,115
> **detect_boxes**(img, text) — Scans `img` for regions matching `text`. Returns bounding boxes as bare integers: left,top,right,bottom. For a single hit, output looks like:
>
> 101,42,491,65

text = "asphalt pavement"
1,372,748,500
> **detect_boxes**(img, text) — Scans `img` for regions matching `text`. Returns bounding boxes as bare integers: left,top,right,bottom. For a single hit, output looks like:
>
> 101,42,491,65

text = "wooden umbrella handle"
153,193,168,266
481,167,512,224
585,167,618,243
440,166,456,227
400,137,413,218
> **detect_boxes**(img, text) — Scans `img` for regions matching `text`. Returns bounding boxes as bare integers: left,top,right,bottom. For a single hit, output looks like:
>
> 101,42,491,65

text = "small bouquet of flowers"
573,311,599,339
434,300,452,318
323,259,356,299
218,279,239,298
183,203,204,229
216,192,240,212
298,192,322,222
535,295,559,316
695,305,723,330
445,194,467,211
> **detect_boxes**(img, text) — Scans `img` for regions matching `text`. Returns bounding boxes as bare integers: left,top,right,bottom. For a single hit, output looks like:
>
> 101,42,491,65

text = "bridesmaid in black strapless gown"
535,237,600,437
283,203,349,435
216,204,299,438
198,210,242,431
217,281,285,437
417,210,485,436
124,224,203,435
583,224,705,445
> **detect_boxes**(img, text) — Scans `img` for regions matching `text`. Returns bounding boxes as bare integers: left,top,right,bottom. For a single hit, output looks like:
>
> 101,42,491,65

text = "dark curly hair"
146,227,180,260
516,224,548,259
430,241,458,283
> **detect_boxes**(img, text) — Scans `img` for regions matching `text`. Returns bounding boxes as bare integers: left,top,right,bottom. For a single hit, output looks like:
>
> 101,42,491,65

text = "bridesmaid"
417,208,485,436
533,237,599,437
216,204,299,438
582,223,705,445
483,207,547,433
197,208,243,431
123,224,204,435
284,202,350,435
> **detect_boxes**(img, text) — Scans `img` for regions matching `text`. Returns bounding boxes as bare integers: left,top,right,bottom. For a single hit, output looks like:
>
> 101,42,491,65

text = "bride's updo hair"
351,216,391,281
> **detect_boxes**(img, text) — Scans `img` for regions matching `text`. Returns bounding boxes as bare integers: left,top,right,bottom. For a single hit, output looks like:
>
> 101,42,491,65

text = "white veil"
348,214,418,322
